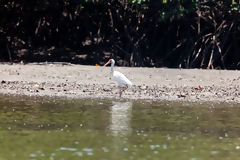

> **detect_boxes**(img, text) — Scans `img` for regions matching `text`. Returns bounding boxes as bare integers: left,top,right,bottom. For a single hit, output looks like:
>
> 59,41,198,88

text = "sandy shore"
0,63,240,103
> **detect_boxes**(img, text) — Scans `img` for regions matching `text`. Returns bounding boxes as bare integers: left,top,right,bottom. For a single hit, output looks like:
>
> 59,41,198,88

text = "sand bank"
0,63,239,103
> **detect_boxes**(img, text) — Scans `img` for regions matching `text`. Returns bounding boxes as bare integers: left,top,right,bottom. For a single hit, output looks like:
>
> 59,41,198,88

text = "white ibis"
104,59,133,97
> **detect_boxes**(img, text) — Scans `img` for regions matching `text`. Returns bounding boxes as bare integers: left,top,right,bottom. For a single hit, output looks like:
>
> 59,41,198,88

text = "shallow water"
0,96,240,160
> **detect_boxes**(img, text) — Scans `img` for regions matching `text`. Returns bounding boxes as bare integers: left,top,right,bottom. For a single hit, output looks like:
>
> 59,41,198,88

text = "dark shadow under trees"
0,0,240,69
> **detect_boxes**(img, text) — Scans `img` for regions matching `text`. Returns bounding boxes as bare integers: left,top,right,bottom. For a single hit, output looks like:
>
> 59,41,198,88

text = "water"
0,95,240,160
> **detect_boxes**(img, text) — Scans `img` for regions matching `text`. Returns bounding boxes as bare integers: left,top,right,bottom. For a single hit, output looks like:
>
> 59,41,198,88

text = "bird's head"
104,59,115,66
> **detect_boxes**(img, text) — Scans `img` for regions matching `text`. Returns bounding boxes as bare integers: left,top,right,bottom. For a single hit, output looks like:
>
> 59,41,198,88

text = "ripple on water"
59,147,77,151
210,150,219,155
162,144,168,150
82,148,93,152
150,144,160,150
82,148,94,156
29,153,37,157
190,158,199,160
102,147,109,152
2,96,240,160
74,152,83,157
87,152,93,156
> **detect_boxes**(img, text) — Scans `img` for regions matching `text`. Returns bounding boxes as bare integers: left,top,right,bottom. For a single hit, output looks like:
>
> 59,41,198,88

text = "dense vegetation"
0,0,240,69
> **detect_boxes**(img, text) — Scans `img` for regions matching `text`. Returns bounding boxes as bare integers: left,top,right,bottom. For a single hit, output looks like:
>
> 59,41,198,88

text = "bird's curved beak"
104,60,111,66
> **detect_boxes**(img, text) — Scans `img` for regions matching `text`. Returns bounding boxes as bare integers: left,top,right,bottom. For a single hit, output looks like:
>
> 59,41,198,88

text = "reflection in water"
109,101,133,136
2,95,240,160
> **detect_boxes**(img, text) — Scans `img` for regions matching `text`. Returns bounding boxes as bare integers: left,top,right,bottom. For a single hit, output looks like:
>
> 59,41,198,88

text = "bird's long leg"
123,85,128,92
118,85,123,98
120,90,122,98
119,85,128,98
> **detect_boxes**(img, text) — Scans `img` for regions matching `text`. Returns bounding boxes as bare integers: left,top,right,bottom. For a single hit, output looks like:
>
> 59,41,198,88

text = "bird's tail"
128,82,133,88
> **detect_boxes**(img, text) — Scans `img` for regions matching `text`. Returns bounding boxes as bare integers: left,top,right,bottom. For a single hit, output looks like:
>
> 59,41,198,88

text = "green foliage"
0,0,239,69
129,0,146,4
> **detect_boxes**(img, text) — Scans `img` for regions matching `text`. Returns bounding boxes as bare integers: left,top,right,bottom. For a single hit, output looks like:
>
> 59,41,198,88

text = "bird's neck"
111,63,114,73
111,65,114,73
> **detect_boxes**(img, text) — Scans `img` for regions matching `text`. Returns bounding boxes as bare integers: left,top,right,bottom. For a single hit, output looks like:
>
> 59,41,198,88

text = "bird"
104,59,133,97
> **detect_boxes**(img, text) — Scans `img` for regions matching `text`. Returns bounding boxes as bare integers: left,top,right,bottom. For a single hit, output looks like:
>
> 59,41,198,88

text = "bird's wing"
113,71,133,87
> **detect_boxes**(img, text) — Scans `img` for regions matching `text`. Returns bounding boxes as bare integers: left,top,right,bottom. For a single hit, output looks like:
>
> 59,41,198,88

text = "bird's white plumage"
113,71,133,87
104,59,133,88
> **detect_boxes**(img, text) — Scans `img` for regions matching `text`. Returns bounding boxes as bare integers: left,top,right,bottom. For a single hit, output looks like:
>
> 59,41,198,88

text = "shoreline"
0,63,240,103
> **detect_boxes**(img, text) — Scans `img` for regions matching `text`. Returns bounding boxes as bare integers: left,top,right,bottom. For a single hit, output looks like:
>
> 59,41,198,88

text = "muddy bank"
0,63,240,103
